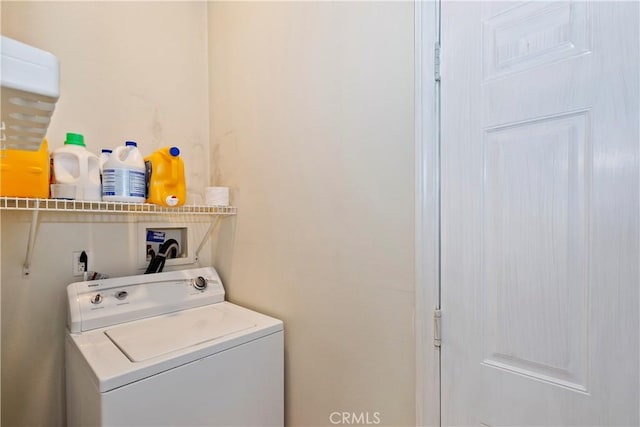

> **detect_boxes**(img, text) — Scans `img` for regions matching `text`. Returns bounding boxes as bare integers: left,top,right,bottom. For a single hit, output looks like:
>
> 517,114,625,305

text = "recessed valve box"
137,223,195,270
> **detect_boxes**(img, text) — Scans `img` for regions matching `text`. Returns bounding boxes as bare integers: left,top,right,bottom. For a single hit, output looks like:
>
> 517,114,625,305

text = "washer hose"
144,239,180,274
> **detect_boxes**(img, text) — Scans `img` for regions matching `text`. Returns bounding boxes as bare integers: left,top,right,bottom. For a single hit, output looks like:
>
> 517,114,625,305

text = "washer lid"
104,305,256,362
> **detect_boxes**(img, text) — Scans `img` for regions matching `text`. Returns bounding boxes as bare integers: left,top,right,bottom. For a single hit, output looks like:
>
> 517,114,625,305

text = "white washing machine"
65,267,283,426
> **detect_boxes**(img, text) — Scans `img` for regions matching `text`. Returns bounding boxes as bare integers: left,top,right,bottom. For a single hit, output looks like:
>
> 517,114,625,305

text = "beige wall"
208,2,416,426
1,2,210,426
2,2,416,426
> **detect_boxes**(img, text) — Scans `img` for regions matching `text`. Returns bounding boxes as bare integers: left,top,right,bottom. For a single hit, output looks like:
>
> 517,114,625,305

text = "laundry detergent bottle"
102,141,146,203
51,133,101,201
144,146,186,207
0,138,50,198
99,148,112,174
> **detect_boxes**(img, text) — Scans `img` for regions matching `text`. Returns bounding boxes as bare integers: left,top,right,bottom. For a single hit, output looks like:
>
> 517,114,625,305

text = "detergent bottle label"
102,169,146,198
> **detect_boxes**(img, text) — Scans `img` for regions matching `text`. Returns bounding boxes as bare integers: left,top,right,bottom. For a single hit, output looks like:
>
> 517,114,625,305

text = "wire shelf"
0,197,237,215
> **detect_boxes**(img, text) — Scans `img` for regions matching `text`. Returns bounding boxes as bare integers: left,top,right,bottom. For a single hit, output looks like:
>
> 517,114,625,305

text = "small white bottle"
102,141,146,203
99,149,112,175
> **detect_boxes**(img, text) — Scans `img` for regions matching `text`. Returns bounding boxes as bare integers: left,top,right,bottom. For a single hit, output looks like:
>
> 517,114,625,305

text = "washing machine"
65,267,283,426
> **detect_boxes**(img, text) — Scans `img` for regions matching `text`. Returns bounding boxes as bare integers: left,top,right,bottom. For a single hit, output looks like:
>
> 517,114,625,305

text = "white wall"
1,3,210,425
208,2,416,426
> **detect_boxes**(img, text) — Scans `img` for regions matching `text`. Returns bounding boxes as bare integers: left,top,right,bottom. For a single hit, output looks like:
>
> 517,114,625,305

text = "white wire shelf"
0,197,236,215
1,196,236,277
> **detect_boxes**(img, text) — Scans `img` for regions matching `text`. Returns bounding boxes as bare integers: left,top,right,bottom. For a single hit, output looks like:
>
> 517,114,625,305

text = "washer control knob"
193,276,208,291
90,294,103,305
115,290,128,300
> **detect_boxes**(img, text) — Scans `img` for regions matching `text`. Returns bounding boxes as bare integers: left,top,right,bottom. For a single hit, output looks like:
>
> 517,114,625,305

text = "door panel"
441,2,639,425
483,111,589,392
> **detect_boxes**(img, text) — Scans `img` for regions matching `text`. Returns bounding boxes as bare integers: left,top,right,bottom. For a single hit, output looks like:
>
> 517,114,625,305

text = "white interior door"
440,1,639,425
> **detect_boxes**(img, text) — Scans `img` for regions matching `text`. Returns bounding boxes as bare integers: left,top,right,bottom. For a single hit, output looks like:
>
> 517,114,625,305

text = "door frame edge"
415,1,440,426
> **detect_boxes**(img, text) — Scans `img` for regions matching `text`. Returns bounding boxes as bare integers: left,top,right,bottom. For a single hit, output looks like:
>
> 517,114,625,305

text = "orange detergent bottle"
144,146,186,207
0,138,50,198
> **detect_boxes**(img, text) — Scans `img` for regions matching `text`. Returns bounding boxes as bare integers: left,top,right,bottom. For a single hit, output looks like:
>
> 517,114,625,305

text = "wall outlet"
72,251,90,277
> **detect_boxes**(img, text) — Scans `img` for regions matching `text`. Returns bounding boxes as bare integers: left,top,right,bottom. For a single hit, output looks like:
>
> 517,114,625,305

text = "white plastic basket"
1,36,59,151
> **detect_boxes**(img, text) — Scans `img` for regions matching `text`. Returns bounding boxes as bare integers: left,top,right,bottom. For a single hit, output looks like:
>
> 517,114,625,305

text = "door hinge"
434,42,441,82
434,308,442,348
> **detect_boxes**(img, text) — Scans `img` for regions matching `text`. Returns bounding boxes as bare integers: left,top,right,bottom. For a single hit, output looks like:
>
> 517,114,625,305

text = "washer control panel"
67,267,225,333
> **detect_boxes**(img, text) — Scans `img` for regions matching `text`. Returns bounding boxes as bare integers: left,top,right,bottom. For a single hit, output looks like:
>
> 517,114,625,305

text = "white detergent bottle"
102,141,146,203
51,133,101,201
99,148,112,174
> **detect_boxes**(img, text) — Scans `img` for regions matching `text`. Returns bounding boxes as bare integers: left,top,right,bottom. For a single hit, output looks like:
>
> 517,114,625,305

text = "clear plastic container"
144,146,186,207
102,141,146,203
51,133,101,201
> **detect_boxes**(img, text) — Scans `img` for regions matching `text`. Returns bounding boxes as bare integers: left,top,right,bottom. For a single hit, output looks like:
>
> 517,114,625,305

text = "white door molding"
415,1,440,426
